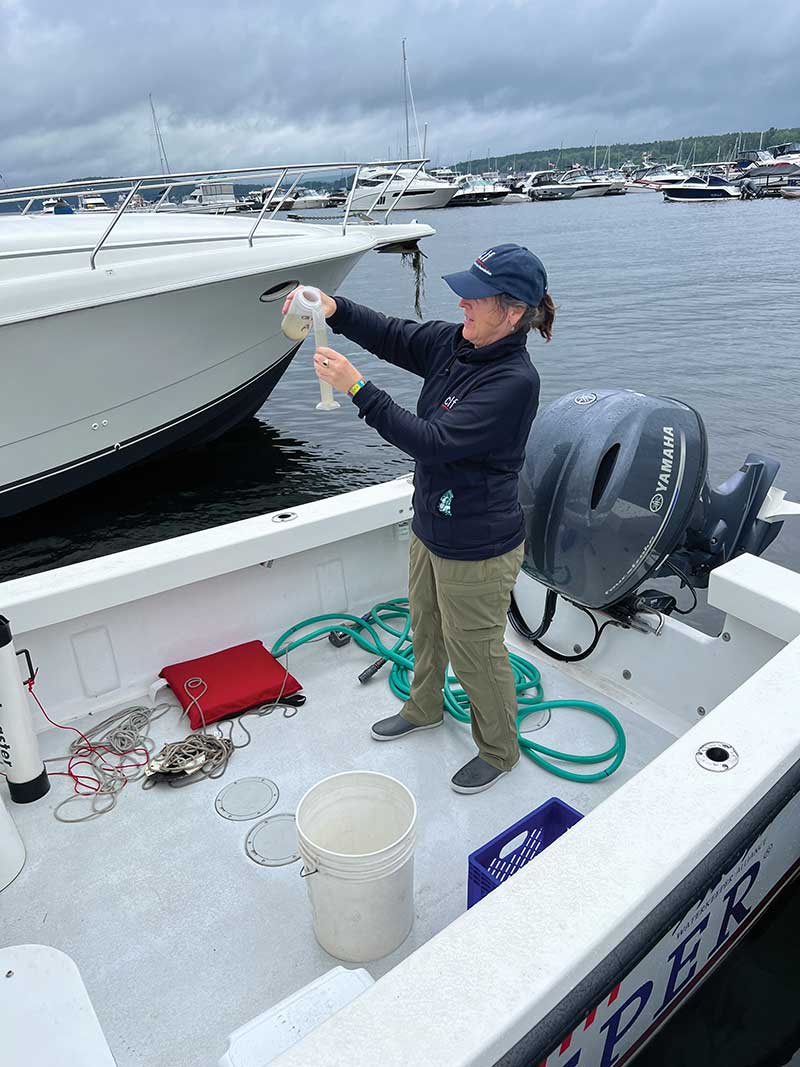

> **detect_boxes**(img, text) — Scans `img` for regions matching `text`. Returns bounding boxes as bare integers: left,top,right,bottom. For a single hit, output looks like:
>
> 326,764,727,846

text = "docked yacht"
347,167,456,212
588,170,627,195
2,388,800,1067
448,176,510,206
556,171,608,197
428,167,458,183
526,171,574,201
77,192,111,212
663,174,742,202
528,170,606,201
290,188,333,210
0,163,434,516
628,164,696,191
181,181,238,212
768,142,800,165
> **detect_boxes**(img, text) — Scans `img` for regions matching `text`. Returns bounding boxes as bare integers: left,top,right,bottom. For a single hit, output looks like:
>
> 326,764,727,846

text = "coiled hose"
271,597,626,783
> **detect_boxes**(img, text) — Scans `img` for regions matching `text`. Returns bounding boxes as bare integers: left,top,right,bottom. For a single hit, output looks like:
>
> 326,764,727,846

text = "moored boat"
448,176,510,206
347,167,456,212
664,174,742,202
0,161,434,516
2,387,799,1066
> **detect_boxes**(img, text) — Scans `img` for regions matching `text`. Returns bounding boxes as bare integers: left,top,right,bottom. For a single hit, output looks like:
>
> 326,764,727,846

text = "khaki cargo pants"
402,533,524,771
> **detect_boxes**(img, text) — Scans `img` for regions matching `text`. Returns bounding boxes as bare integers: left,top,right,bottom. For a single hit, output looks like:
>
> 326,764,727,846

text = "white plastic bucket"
296,771,417,963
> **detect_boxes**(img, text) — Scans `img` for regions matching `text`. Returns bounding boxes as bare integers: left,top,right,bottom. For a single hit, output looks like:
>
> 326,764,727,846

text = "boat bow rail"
0,157,430,247
0,160,435,327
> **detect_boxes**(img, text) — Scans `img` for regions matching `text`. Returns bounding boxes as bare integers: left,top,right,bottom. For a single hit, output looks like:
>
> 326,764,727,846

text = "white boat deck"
4,479,798,1065
4,631,674,1066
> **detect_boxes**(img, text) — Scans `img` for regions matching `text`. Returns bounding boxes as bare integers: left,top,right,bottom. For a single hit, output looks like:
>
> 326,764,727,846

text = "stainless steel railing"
0,158,429,269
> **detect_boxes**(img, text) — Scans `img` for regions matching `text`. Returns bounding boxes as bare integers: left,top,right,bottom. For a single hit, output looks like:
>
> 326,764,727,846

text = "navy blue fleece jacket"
329,296,540,561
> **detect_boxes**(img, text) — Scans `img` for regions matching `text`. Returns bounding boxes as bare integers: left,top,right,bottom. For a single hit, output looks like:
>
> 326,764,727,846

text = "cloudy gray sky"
2,0,798,187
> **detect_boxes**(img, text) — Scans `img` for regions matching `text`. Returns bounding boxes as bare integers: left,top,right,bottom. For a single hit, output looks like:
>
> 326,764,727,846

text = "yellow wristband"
348,378,366,398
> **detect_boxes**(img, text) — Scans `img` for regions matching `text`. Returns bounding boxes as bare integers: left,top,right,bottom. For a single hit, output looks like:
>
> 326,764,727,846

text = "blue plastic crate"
467,797,583,908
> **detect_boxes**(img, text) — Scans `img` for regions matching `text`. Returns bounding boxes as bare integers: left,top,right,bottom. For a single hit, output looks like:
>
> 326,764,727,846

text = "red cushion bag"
160,641,303,730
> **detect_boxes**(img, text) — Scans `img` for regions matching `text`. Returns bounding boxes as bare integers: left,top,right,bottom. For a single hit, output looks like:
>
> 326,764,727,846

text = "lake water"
1,193,799,1061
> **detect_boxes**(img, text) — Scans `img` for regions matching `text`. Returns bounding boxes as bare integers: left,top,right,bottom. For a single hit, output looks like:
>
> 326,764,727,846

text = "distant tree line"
452,126,800,173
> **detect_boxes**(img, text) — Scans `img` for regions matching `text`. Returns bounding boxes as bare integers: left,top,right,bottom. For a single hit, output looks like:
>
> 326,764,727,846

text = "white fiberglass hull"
570,184,608,197
349,184,456,212
0,213,430,515
291,195,330,210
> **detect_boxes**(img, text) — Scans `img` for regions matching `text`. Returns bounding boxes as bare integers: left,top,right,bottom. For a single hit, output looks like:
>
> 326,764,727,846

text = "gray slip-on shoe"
371,713,443,741
450,755,514,794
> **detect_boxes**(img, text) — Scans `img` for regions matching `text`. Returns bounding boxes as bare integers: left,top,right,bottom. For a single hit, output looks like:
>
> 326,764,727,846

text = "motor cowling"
520,389,709,609
520,389,784,613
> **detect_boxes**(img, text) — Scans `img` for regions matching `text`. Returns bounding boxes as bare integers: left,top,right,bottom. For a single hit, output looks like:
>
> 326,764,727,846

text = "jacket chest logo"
441,395,459,411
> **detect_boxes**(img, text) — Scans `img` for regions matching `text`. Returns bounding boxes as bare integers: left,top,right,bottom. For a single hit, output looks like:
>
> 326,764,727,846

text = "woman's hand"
282,286,337,318
314,347,363,394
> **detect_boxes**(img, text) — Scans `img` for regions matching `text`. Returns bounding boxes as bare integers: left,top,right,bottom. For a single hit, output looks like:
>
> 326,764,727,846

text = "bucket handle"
299,863,318,878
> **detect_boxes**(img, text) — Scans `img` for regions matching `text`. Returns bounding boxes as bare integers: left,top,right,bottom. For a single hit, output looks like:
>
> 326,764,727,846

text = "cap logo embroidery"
473,248,496,276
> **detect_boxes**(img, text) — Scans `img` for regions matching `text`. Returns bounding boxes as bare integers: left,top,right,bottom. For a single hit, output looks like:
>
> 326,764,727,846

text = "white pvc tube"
0,617,49,804
311,305,341,412
280,287,340,413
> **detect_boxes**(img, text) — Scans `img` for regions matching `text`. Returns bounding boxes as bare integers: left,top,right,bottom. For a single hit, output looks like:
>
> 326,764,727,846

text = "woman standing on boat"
289,245,554,794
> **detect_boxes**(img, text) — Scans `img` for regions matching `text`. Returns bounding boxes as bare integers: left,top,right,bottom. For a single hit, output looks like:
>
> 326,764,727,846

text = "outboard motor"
517,389,783,635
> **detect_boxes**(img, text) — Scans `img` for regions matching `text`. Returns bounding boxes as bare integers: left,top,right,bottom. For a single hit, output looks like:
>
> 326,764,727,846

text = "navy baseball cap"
443,244,548,306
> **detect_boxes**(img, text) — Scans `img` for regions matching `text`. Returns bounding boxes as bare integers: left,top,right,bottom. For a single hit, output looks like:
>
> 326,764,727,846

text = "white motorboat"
77,192,111,212
664,174,742,202
528,170,606,201
526,171,575,201
428,166,458,184
780,183,800,199
556,171,608,197
767,141,800,165
181,181,238,213
498,187,530,204
290,188,333,211
628,164,696,192
348,167,457,212
0,162,434,517
588,170,627,195
448,176,510,206
239,187,298,212
2,387,800,1067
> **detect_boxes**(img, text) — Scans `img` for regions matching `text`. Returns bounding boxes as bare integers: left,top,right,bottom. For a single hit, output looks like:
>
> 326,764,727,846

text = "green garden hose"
271,597,626,783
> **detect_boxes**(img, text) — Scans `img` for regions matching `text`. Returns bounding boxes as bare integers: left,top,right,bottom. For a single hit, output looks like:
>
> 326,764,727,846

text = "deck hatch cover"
215,777,279,821
245,813,300,867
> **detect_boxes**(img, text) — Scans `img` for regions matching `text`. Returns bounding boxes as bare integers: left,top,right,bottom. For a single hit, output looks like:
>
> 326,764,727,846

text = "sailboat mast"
402,39,410,158
149,93,170,175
